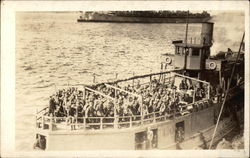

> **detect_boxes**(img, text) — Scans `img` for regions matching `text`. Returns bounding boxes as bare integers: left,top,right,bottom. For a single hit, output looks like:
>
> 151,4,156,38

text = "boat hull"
35,105,240,150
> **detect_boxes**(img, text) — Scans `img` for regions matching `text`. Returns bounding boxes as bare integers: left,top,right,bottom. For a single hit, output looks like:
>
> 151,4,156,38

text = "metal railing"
36,99,211,131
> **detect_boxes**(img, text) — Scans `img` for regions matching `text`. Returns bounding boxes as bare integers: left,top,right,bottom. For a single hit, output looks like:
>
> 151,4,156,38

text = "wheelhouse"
173,43,210,70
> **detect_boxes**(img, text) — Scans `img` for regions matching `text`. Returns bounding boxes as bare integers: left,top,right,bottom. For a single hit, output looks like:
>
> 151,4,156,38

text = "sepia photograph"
1,1,249,158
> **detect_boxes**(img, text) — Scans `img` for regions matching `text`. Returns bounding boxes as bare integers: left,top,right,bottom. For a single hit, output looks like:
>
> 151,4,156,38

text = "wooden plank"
90,69,182,87
85,87,115,100
104,84,141,97
173,72,210,85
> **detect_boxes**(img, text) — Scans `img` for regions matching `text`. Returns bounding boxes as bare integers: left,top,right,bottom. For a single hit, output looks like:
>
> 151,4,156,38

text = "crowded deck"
36,71,212,131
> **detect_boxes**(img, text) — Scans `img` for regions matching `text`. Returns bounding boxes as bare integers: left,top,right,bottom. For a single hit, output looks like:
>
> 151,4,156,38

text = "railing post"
132,72,135,87
83,85,86,100
115,73,118,79
35,109,38,128
173,108,176,119
130,116,132,128
84,117,86,130
35,115,37,128
208,83,210,99
114,116,118,129
49,117,53,131
153,113,156,123
115,89,117,98
93,73,96,83
163,113,166,121
75,116,78,130
42,116,45,129
193,90,195,103
141,115,144,125
100,118,103,130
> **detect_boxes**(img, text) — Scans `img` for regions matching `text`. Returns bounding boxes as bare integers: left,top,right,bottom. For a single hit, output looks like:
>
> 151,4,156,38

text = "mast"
184,11,189,70
185,10,189,46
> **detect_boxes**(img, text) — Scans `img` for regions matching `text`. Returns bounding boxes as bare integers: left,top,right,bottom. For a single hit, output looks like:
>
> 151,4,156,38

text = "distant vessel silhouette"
77,11,211,23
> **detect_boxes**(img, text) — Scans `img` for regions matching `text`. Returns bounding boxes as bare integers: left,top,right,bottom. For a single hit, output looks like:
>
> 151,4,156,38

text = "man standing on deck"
49,96,56,116
68,105,76,130
216,85,223,103
147,127,154,149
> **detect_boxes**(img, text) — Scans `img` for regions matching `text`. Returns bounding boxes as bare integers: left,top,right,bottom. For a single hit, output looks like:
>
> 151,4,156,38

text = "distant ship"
77,11,211,23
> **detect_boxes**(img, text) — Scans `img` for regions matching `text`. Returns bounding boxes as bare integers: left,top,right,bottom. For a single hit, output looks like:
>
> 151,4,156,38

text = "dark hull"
77,16,211,24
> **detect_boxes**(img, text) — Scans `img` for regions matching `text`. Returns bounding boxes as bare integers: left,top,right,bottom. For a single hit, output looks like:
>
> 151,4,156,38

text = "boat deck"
36,98,212,132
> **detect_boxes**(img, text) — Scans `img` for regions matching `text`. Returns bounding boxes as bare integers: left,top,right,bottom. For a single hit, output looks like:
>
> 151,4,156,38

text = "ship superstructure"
77,11,211,23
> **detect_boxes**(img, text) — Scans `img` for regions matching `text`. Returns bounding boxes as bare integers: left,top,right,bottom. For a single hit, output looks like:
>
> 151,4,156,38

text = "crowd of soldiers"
48,87,116,118
48,77,208,127
118,77,207,116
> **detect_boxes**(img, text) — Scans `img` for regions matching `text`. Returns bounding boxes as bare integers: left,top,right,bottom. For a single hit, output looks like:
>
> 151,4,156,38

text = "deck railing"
36,98,211,131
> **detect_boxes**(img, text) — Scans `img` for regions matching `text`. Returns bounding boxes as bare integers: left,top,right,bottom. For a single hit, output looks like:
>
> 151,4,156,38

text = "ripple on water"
34,83,55,89
24,66,33,71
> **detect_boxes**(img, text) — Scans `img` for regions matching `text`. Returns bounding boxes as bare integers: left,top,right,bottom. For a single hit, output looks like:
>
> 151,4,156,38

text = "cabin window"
176,46,181,55
135,129,158,150
204,49,210,58
34,134,46,150
135,131,146,150
175,121,185,143
192,48,200,56
184,48,189,55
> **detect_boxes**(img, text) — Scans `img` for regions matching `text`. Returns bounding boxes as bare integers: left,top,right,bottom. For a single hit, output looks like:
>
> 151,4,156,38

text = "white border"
1,1,249,158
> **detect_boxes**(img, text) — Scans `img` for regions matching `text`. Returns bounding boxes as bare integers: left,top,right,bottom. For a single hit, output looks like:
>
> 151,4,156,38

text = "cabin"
164,22,244,91
164,22,213,79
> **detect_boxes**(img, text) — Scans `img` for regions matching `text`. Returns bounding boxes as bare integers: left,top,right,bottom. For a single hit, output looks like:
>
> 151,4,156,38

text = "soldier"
49,96,56,116
68,105,76,130
33,135,46,150
179,79,188,90
147,127,154,149
175,127,184,143
33,135,41,149
141,135,147,150
216,138,232,149
216,85,223,103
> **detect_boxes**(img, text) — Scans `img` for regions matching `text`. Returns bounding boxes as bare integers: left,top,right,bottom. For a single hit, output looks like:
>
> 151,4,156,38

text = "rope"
209,32,245,149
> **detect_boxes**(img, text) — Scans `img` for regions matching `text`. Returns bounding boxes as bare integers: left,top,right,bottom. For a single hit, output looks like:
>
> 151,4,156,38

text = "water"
16,11,244,151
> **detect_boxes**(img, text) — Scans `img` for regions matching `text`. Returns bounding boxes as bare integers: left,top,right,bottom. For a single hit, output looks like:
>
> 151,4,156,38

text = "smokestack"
200,22,214,46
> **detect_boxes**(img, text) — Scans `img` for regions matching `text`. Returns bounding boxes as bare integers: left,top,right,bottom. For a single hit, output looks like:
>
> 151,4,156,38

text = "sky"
208,11,245,55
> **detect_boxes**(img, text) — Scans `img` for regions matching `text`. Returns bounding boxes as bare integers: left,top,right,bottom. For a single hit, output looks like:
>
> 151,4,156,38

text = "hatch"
34,134,47,150
175,121,185,143
135,128,158,150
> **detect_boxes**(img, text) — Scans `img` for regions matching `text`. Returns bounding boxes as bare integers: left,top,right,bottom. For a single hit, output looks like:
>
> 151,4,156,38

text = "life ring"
166,57,172,64
209,62,217,70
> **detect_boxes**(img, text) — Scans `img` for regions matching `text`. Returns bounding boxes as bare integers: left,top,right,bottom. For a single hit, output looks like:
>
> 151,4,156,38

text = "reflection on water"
15,12,204,150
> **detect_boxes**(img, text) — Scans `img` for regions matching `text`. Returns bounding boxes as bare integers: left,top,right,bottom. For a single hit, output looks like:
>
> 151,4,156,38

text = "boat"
77,11,211,23
34,22,244,150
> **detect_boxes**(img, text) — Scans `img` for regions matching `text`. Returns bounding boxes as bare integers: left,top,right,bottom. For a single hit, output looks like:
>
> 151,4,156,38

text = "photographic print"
16,10,245,151
1,1,249,158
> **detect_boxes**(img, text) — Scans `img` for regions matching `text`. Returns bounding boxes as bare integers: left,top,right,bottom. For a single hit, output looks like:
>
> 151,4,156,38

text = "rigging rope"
208,32,245,149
